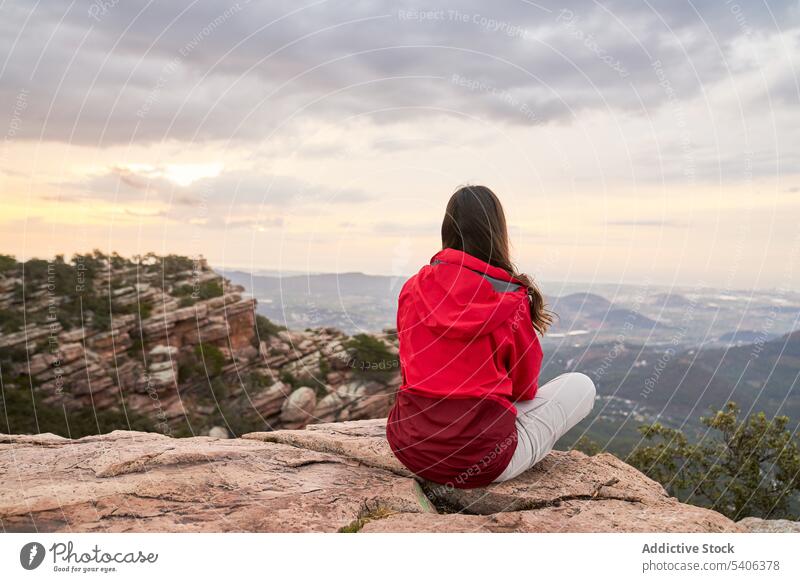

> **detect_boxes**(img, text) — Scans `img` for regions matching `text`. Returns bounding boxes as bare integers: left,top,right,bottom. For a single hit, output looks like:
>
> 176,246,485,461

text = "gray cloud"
1,0,797,147
49,166,373,229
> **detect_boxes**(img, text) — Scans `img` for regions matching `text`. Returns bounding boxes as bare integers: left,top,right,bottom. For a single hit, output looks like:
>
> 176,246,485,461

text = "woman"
386,185,596,488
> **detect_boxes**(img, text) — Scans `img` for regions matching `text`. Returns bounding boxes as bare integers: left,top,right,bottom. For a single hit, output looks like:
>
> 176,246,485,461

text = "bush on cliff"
173,279,224,304
0,382,155,437
0,254,16,274
0,307,25,334
255,314,286,340
194,343,226,377
344,334,399,382
160,254,195,277
628,401,800,520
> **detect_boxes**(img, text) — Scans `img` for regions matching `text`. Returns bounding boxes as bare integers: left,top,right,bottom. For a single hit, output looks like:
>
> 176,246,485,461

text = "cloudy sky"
1,0,798,290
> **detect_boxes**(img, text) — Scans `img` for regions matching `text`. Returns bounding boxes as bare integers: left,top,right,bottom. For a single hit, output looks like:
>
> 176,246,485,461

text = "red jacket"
386,248,543,488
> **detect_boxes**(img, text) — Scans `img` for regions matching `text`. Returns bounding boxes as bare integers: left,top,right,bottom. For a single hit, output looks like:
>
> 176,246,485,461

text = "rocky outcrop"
0,254,399,436
737,517,800,533
0,419,742,533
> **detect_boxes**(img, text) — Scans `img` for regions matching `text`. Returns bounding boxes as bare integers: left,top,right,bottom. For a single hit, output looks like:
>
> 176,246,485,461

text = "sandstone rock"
60,327,95,343
737,517,800,533
112,285,136,297
326,371,346,385
348,393,393,421
195,322,229,343
149,344,178,359
282,351,323,379
246,419,742,533
2,259,403,432
149,360,174,373
280,387,317,429
250,381,291,418
0,429,434,532
0,432,67,446
337,382,365,400
52,342,84,364
245,418,411,477
208,426,229,439
265,354,289,367
222,297,253,315
147,368,175,387
424,450,669,515
109,314,137,330
0,421,742,532
116,359,143,387
173,303,208,322
141,320,169,338
359,500,736,533
0,324,54,349
235,345,259,363
27,352,58,376
313,392,344,423
149,298,179,318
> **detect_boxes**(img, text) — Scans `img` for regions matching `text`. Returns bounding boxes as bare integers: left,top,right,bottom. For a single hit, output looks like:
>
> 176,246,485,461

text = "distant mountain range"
548,292,666,336
220,269,800,348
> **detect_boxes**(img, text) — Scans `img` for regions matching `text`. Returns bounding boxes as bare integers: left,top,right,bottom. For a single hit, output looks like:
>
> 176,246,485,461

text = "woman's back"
386,248,542,488
386,185,594,489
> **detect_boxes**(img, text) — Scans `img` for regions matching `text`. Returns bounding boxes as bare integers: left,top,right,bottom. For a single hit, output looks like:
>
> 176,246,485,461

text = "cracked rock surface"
1,420,742,532
737,518,800,533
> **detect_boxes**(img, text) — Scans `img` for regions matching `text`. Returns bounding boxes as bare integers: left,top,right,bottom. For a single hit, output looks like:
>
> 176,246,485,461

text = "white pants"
493,372,596,482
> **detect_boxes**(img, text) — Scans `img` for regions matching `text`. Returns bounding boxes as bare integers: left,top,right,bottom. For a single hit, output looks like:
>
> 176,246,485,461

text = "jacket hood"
405,249,528,339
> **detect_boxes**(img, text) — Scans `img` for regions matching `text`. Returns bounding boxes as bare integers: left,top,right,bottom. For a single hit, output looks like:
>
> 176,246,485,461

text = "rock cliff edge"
0,419,743,533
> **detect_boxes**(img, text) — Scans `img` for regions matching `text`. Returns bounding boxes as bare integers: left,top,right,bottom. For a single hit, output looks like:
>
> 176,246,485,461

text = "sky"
1,0,799,290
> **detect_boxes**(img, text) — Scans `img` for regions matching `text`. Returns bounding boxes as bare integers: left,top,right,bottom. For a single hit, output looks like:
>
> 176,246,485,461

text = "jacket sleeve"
504,300,543,402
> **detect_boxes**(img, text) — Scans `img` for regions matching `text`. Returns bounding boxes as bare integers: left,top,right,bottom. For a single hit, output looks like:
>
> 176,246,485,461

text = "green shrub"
207,377,229,402
197,279,223,300
243,371,271,391
161,254,195,277
0,308,24,334
3,252,220,335
279,370,301,389
137,300,153,320
344,334,399,381
172,280,221,301
308,356,332,399
173,283,195,297
629,401,800,520
194,342,226,377
0,254,17,274
128,335,145,360
177,360,197,383
114,299,154,320
573,436,601,456
318,356,331,378
205,397,268,437
255,314,286,341
178,296,195,308
0,385,156,438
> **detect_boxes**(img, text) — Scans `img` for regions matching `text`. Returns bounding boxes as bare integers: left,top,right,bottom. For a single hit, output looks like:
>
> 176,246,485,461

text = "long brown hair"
441,185,553,335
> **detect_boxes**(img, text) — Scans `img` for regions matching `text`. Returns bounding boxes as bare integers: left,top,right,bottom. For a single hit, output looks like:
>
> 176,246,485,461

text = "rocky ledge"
0,254,399,436
0,419,743,533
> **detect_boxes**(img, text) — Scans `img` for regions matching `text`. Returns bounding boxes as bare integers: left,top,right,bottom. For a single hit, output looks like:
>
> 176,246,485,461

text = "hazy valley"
2,254,797,460
225,268,800,456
